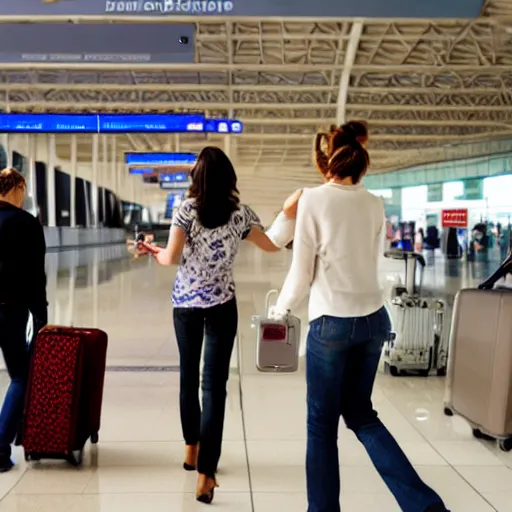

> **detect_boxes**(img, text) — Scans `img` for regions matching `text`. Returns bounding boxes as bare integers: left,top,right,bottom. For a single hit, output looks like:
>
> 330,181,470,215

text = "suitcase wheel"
436,367,447,377
472,429,495,441
90,432,99,445
67,449,84,467
385,364,401,377
443,407,454,417
24,453,40,462
499,438,512,452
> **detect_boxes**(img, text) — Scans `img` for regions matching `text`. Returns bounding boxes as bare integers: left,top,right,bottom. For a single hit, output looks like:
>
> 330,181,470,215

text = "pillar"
70,134,77,228
47,134,57,227
91,134,99,228
26,134,37,217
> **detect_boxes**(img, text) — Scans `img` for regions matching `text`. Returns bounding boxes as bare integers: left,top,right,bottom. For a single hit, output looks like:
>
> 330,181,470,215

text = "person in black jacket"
0,168,47,472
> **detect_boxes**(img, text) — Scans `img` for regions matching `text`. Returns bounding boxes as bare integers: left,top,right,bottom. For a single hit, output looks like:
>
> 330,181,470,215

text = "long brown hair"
314,120,369,184
188,146,240,229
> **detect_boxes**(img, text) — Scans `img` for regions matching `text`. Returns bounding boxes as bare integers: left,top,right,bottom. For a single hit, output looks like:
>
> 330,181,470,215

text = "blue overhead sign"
0,115,243,135
128,168,155,175
1,0,484,18
125,153,197,167
0,114,99,133
160,172,190,183
0,24,194,64
100,115,203,134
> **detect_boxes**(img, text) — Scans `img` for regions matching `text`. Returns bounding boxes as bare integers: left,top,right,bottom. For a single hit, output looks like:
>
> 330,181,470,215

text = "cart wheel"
444,407,454,417
67,449,84,467
473,429,495,442
499,438,512,452
437,367,447,377
472,428,484,439
389,365,400,377
90,432,99,445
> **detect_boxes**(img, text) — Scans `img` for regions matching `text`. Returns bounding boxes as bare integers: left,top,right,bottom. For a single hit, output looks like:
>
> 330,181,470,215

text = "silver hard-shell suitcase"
252,290,301,373
383,296,446,376
382,249,447,377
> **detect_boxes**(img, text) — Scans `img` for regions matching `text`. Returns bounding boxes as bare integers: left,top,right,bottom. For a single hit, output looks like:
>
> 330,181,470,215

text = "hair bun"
341,120,368,144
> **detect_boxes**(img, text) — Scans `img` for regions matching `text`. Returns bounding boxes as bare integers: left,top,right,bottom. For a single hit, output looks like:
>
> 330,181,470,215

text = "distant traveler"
138,146,285,504
0,168,47,472
271,123,448,512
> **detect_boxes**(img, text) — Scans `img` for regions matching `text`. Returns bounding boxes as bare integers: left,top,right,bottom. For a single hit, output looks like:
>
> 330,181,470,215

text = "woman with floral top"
140,146,293,504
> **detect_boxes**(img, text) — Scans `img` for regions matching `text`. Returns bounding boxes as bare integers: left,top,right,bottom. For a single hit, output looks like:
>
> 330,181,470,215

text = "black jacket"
0,201,48,325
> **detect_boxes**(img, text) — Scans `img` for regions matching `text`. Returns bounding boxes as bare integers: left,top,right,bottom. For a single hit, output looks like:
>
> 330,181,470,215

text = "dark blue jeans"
0,305,30,457
173,297,238,478
306,307,446,512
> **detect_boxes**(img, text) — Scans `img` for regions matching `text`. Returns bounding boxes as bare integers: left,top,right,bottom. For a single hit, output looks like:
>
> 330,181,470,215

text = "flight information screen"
0,114,244,134
128,167,155,175
125,152,197,166
0,114,98,133
100,114,203,133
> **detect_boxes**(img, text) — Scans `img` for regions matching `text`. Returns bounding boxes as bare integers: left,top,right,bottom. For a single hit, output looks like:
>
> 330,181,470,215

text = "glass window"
443,181,464,202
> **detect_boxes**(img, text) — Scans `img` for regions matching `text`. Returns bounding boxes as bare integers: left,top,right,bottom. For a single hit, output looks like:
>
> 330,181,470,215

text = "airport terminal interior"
1,1,512,511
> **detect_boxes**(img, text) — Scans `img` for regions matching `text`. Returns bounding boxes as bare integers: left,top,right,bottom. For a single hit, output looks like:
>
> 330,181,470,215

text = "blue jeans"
173,297,238,478
306,307,446,512
0,305,30,457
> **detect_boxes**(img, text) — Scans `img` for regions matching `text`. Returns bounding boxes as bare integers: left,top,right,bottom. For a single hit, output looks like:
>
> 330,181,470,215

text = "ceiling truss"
0,2,511,203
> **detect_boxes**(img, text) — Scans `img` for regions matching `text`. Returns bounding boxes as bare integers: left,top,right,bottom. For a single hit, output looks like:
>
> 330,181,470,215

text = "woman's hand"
282,189,303,219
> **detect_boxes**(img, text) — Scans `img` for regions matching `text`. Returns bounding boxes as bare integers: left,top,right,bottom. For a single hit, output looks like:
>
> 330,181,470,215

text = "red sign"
442,209,468,228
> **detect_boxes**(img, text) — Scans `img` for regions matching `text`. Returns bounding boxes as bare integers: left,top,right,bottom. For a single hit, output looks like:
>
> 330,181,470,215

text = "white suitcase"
383,296,446,377
252,290,301,373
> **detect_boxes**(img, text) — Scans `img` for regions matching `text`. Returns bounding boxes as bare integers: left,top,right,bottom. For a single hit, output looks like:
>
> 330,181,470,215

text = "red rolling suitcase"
22,326,108,466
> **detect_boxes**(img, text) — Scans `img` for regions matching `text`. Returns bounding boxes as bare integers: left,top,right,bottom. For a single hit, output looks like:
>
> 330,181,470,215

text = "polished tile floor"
0,244,511,511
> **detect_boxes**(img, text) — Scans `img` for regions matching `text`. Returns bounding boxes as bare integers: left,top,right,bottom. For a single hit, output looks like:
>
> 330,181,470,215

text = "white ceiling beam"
11,101,512,112
240,118,512,128
0,83,506,96
0,15,504,25
0,62,509,72
336,21,363,125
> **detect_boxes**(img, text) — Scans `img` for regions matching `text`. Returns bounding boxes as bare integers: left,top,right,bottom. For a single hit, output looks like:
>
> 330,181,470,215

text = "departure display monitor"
0,114,243,134
125,152,197,167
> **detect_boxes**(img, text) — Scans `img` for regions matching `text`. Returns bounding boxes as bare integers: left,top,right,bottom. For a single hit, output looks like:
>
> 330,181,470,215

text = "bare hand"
283,189,303,219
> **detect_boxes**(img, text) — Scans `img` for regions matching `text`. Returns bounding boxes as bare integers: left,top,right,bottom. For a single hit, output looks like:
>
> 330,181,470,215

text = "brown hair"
188,146,239,229
0,168,26,197
314,120,369,184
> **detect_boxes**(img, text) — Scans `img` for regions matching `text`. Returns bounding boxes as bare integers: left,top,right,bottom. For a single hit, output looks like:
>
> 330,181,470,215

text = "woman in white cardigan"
267,122,447,512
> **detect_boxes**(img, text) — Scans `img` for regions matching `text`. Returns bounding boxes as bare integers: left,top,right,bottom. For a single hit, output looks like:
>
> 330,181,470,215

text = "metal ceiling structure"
1,0,512,206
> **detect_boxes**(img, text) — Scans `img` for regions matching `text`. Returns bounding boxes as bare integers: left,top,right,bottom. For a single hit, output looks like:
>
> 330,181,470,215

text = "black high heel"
196,478,218,504
183,462,196,471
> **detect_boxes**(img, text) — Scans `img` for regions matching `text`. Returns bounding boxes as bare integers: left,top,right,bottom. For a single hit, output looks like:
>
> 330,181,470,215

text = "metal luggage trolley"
382,250,447,377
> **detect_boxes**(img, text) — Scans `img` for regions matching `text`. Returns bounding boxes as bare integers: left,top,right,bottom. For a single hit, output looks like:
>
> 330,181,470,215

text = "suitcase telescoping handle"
478,252,512,290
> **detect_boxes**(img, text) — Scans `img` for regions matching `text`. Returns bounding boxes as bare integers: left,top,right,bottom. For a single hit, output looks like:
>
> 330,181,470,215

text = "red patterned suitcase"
22,326,108,466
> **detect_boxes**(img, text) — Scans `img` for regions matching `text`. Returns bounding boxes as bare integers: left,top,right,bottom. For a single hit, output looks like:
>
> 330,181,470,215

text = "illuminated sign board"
0,115,244,134
125,152,197,167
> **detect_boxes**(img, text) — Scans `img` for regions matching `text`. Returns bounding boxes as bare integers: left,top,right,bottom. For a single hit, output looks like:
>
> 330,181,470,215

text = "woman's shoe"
183,444,198,471
196,476,218,504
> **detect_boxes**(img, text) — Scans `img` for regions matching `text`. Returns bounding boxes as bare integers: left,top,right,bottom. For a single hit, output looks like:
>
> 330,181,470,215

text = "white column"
115,159,122,199
224,135,232,159
1,134,11,168
110,135,117,191
26,134,37,217
47,134,57,227
101,135,108,224
70,134,77,228
91,134,99,228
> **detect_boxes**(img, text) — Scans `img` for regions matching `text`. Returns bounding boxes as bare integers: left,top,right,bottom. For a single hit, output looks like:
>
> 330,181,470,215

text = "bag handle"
479,253,512,290
265,289,279,315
